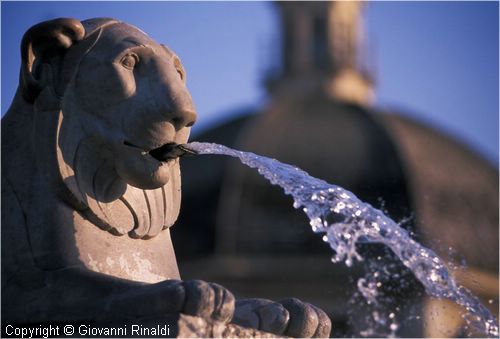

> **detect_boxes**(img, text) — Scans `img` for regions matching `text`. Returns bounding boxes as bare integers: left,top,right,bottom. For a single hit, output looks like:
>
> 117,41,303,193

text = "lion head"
21,18,197,238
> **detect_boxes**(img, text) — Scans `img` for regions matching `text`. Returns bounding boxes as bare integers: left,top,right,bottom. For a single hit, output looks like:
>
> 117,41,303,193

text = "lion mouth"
123,141,195,162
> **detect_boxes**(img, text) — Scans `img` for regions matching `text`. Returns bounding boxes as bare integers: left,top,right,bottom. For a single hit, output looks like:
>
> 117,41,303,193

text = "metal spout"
177,144,198,156
149,143,198,162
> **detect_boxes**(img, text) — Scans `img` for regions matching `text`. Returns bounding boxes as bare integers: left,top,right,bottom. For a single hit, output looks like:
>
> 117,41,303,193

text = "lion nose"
171,108,197,130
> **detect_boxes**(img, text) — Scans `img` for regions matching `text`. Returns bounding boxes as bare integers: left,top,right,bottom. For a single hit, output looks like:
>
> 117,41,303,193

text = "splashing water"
186,142,498,337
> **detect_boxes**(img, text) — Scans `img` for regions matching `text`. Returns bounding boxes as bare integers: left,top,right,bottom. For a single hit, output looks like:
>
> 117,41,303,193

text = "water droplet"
310,217,322,230
429,271,439,282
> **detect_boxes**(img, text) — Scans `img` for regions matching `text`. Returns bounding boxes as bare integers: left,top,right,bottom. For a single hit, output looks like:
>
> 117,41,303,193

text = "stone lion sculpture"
2,17,330,337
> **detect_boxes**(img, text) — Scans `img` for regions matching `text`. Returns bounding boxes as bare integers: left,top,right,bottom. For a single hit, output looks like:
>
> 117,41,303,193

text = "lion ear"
20,18,85,103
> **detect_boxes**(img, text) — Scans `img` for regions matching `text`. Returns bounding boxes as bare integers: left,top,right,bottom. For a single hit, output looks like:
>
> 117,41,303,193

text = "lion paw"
233,298,331,338
182,279,235,323
279,298,331,338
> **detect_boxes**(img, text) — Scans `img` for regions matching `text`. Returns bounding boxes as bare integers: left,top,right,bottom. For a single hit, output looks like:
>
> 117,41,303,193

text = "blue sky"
2,1,498,164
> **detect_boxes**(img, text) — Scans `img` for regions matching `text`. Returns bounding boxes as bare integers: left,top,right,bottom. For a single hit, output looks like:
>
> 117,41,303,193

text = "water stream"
185,141,498,337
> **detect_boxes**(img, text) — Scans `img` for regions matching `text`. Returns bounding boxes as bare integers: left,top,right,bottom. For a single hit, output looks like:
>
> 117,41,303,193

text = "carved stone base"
177,314,282,338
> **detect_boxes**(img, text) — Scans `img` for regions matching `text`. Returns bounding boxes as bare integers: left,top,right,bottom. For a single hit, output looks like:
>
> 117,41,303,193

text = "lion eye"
121,54,138,70
173,57,185,81
176,68,184,81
